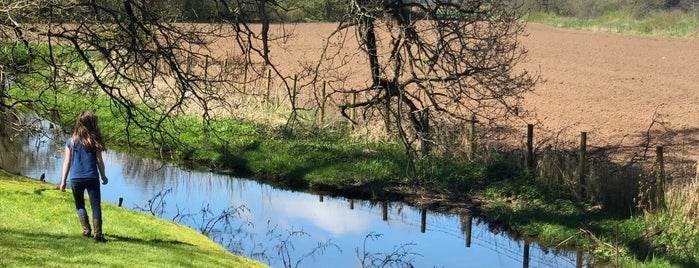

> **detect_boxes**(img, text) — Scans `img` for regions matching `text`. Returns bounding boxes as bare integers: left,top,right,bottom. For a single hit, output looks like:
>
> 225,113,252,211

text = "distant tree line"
9,0,349,23
13,0,697,24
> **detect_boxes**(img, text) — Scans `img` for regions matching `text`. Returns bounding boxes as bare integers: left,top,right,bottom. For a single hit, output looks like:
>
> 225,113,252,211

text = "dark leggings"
70,179,102,220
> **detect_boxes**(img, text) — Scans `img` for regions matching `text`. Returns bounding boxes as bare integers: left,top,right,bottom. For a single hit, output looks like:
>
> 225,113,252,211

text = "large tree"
327,0,536,156
0,0,535,160
0,0,237,148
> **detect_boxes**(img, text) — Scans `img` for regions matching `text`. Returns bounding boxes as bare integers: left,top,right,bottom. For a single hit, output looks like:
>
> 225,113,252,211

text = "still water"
1,124,593,267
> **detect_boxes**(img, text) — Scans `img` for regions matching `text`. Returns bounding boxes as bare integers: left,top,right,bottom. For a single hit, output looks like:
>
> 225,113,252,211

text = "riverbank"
0,169,267,268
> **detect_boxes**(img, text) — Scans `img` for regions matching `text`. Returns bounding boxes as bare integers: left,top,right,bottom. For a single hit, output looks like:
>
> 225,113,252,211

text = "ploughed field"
211,22,699,170
519,23,699,167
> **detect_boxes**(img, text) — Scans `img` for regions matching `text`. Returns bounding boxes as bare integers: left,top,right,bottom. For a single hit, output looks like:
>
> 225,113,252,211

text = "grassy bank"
527,10,699,38
0,169,267,268
473,176,699,267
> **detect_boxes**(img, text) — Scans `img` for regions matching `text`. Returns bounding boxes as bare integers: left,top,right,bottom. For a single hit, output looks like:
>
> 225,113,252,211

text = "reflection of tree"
136,189,341,268
266,224,341,268
109,150,251,197
174,203,250,236
117,153,171,187
133,187,173,216
356,232,419,268
190,210,342,268
0,113,64,177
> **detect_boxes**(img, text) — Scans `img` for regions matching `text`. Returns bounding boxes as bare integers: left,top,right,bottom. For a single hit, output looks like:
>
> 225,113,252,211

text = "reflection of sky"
270,194,371,235
4,132,592,268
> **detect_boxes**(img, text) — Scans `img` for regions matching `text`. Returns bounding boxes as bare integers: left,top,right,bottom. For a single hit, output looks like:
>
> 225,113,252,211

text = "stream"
0,120,594,267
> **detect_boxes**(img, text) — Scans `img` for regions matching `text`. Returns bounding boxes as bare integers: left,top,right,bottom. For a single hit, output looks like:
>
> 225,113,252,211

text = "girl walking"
59,111,109,242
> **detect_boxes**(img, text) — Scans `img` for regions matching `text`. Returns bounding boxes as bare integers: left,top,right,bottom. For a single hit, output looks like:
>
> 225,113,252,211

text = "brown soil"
519,23,699,169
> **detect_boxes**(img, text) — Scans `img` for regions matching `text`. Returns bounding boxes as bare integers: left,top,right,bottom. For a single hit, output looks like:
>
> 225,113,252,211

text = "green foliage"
238,138,407,191
410,156,484,193
484,154,519,182
477,169,699,267
635,9,699,37
521,0,697,19
0,42,89,75
528,9,698,38
646,210,699,265
0,42,33,70
281,0,348,22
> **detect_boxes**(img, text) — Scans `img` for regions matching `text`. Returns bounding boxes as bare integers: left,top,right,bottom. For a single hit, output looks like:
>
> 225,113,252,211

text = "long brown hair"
71,111,106,152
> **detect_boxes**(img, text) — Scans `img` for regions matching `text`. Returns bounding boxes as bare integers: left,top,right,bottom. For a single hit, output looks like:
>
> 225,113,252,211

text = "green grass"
527,10,699,38
0,170,267,268
475,174,699,267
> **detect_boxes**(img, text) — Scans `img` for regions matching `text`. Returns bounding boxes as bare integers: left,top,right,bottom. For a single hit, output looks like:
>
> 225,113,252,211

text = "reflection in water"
3,123,596,268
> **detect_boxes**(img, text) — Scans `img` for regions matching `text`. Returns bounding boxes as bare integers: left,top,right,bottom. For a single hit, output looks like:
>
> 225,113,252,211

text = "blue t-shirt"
66,137,99,180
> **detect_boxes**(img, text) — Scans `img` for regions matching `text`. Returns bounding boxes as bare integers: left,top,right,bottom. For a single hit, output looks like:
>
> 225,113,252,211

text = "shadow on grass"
108,234,193,246
2,229,109,266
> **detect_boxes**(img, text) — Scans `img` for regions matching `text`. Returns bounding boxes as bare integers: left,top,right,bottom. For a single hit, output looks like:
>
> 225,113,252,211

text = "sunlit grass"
0,170,267,268
527,10,699,38
642,179,699,263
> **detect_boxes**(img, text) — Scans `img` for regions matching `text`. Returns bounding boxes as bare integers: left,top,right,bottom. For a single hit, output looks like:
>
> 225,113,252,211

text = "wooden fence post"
464,215,472,247
0,67,5,105
241,60,247,94
348,92,356,131
318,81,326,125
695,157,699,182
288,74,299,125
526,124,534,172
420,108,430,156
576,249,584,268
381,201,388,221
185,54,192,73
467,114,476,161
579,132,587,198
655,146,665,210
265,69,272,104
291,74,298,108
